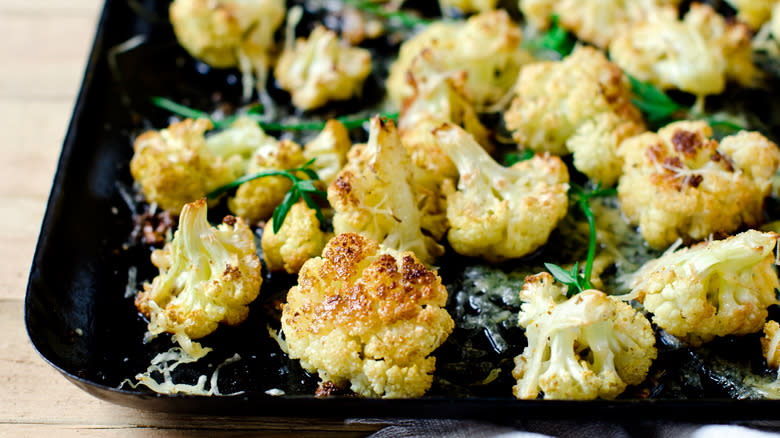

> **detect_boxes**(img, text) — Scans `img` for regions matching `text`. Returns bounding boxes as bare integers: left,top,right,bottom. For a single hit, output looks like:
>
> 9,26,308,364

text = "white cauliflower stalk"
617,120,780,249
520,0,681,49
387,10,532,109
328,116,443,265
513,273,657,400
609,3,760,99
504,46,645,186
627,230,780,346
261,201,332,274
135,199,263,357
434,123,569,262
281,232,454,398
275,26,372,111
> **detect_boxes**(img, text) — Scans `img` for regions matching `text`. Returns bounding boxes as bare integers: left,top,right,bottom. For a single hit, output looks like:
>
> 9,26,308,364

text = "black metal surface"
23,0,780,418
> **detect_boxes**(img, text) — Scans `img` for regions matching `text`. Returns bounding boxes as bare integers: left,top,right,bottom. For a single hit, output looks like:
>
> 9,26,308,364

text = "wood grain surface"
0,1,384,435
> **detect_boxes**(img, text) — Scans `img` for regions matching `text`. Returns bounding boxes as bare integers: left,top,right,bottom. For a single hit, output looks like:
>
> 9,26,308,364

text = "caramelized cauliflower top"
135,199,262,357
617,120,780,248
609,3,760,98
275,26,372,110
434,123,570,262
281,232,454,398
513,273,657,400
261,201,332,274
328,117,443,265
627,230,780,346
520,0,681,49
387,10,532,109
504,46,645,185
130,118,244,213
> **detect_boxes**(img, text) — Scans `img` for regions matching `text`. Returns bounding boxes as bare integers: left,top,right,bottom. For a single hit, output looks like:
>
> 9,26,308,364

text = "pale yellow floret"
387,10,532,109
262,201,332,274
627,230,780,346
512,273,657,400
228,139,305,223
725,0,778,30
328,117,444,265
433,123,569,263
275,26,372,111
762,320,780,372
302,120,352,187
617,120,780,249
281,233,454,398
169,0,285,95
519,0,681,49
609,3,760,99
135,199,262,357
130,118,244,213
504,46,645,185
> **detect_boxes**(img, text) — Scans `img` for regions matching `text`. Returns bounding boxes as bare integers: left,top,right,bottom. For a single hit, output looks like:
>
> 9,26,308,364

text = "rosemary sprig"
207,158,327,233
342,0,432,27
546,183,617,297
541,15,576,58
151,96,397,131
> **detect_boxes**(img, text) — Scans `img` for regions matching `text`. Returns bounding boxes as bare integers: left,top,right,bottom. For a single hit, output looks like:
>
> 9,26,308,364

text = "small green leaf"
541,15,576,57
272,189,298,234
626,75,683,124
342,0,432,28
545,263,576,285
503,150,534,166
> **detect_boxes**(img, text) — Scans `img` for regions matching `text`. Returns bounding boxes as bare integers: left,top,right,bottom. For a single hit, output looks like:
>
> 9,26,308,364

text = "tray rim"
22,0,780,419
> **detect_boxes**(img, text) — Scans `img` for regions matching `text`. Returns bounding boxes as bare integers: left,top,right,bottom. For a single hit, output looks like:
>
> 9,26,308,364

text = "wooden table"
0,1,385,435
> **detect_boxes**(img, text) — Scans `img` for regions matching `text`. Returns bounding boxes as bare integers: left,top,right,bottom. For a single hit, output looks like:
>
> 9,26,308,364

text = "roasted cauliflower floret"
433,123,569,262
135,199,262,357
512,273,657,400
609,3,760,99
628,230,780,346
763,320,780,372
439,0,498,15
281,233,455,398
617,121,780,249
725,0,778,30
302,120,351,187
328,117,443,265
520,0,681,49
387,10,532,109
261,201,332,274
169,0,285,89
130,118,248,213
228,138,305,223
275,26,372,111
504,46,645,186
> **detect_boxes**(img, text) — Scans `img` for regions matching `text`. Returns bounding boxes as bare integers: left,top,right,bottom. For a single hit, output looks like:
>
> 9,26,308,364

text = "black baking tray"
24,0,780,419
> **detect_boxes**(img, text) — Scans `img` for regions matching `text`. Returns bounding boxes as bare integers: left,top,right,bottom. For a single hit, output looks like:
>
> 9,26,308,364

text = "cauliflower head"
261,201,332,274
609,3,759,98
439,0,498,15
135,199,262,356
169,0,285,73
275,26,372,111
763,320,780,372
504,46,645,185
628,230,780,346
387,10,532,109
130,118,244,213
328,117,444,265
434,123,569,262
617,120,780,249
520,0,681,49
281,232,455,398
512,273,657,400
303,120,351,187
228,138,305,223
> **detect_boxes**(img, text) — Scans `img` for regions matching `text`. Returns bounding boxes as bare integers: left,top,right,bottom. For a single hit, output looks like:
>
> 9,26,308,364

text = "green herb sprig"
545,183,617,297
541,15,576,58
503,150,534,166
342,0,432,28
207,158,327,233
151,96,397,132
